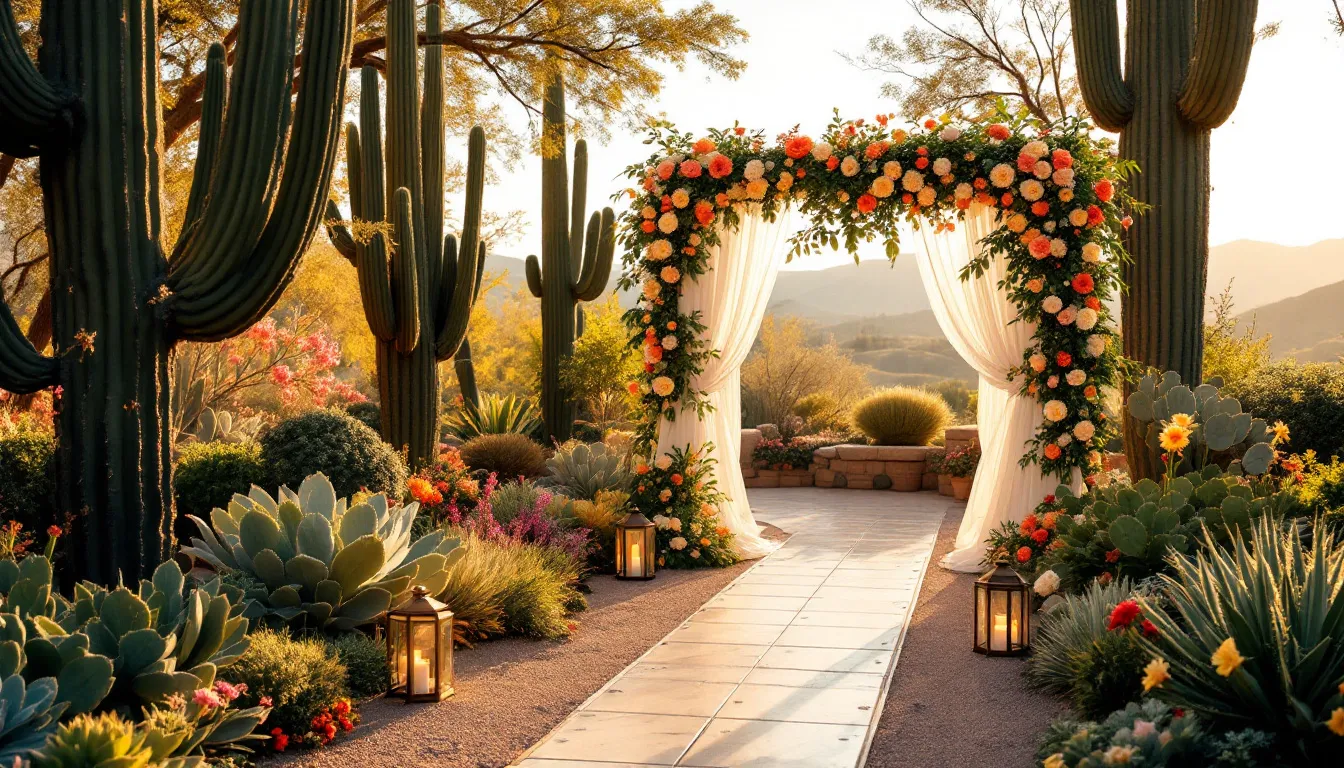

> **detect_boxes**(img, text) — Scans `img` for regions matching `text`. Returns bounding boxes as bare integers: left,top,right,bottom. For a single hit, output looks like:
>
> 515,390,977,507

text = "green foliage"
559,294,641,430
173,441,267,534
1025,579,1146,719
0,673,67,763
850,386,952,446
923,378,977,422
1126,370,1277,474
538,441,632,500
325,631,388,700
486,481,542,526
186,407,262,445
1223,361,1344,459
631,446,737,569
1202,282,1271,387
226,629,349,735
1137,519,1344,764
445,393,544,440
459,433,548,480
0,423,55,534
181,472,464,631
259,409,407,499
436,533,582,645
791,392,851,434
30,711,153,768
1293,452,1344,512
343,401,381,432
568,490,629,571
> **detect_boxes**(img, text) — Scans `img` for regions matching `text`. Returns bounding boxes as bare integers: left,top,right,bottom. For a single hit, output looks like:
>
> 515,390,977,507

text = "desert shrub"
569,490,629,570
0,424,55,533
1289,452,1344,536
259,409,406,498
850,386,952,446
326,632,389,700
1223,361,1344,458
405,448,481,535
226,629,349,735
459,433,547,479
436,533,583,645
1025,579,1147,719
741,315,871,427
173,441,267,525
538,441,632,500
791,392,850,433
344,401,382,432
444,392,543,440
488,480,542,525
924,378,976,421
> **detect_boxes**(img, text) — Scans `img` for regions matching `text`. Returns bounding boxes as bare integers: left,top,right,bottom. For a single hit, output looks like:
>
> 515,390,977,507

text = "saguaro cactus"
525,74,616,443
326,0,486,467
1070,0,1257,478
0,0,353,583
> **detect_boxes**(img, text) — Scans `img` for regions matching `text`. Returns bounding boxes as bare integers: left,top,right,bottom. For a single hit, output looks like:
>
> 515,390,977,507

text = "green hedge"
259,409,407,499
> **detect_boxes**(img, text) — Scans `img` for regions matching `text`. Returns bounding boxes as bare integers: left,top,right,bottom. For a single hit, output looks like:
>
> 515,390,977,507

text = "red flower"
784,135,814,159
1031,201,1050,217
1107,599,1141,630
1043,494,1056,504
923,118,937,129
708,154,733,179
1093,178,1114,202
1173,708,1185,718
271,728,289,752
1086,205,1104,227
915,156,929,169
856,193,878,214
670,473,684,486
694,200,715,226
333,700,351,716
260,696,273,708
1017,153,1036,173
734,126,746,136
46,525,62,538
1056,351,1072,367
1051,148,1073,169
1031,528,1050,544
1098,572,1113,586
986,124,1011,141
825,156,839,171
1021,514,1038,533
1105,548,1122,563
1141,619,1160,638
1016,546,1033,563
1071,273,1095,294
999,192,1014,207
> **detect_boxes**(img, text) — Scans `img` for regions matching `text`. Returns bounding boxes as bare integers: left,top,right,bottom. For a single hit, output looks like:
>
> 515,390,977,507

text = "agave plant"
0,669,67,763
445,393,543,440
30,711,153,768
1126,370,1276,474
187,408,263,445
537,441,631,500
182,473,464,631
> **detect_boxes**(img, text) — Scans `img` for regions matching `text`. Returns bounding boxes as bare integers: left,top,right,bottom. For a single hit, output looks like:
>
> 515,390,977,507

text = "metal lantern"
973,558,1030,656
386,585,454,702
614,511,656,580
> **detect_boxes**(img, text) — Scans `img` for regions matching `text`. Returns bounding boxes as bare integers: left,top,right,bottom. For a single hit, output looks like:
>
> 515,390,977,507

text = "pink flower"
1028,235,1053,260
193,688,224,709
214,680,246,702
270,364,294,387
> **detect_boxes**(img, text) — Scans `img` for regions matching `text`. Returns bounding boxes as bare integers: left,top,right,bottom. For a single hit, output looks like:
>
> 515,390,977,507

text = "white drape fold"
656,206,794,560
912,204,1078,572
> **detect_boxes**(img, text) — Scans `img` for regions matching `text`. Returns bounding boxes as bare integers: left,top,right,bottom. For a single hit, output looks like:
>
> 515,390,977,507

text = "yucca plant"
1138,517,1344,764
537,442,631,500
445,393,544,440
182,473,464,631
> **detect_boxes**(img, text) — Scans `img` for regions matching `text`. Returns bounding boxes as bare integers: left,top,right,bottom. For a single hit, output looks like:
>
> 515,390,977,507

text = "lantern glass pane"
438,613,453,694
974,585,987,649
989,588,1008,652
645,527,657,575
626,531,647,578
389,617,407,692
410,617,437,695
614,527,626,575
1010,590,1023,649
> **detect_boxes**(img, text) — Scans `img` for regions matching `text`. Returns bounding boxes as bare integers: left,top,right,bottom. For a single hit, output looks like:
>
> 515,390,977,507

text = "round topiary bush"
1222,361,1344,458
0,424,55,533
259,409,407,499
459,433,548,479
224,629,349,734
173,441,267,540
850,387,952,446
344,401,382,432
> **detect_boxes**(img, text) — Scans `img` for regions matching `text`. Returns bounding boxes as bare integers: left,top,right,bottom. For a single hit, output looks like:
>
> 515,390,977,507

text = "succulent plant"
537,442,632,500
1126,370,1276,474
30,711,153,768
0,669,67,763
188,408,263,445
182,473,464,631
444,393,544,441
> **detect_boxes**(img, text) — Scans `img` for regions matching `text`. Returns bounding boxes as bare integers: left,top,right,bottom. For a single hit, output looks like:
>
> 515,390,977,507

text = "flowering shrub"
984,494,1065,573
407,449,482,531
226,629,351,745
631,445,737,568
941,441,981,478
752,434,846,470
617,110,1135,480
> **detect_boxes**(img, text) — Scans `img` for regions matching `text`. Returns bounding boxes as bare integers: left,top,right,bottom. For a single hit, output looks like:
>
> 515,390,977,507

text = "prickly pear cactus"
1126,370,1276,474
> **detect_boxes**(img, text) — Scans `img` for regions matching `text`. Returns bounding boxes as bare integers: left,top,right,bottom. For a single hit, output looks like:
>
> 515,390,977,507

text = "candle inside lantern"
629,542,643,578
413,649,433,694
992,614,1008,650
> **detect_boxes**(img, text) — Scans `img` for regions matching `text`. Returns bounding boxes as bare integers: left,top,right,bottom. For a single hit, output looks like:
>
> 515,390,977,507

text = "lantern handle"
411,584,428,599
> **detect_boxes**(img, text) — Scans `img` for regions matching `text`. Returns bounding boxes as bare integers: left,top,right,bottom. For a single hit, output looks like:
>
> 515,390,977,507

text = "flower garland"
629,445,738,568
616,109,1138,480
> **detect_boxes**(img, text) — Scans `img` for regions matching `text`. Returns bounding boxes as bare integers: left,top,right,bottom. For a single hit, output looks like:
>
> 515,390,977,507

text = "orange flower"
1086,205,1104,227
666,321,677,330
825,156,839,171
1084,385,1098,398
784,135,814,159
627,381,640,396
865,141,890,160
708,154,733,179
671,473,684,485
955,197,971,210
1072,273,1095,294
692,138,716,154
679,159,702,178
1031,201,1050,217
1043,443,1062,460
923,118,937,129
635,464,650,475
1051,148,1073,169
715,192,730,207
986,124,1011,140
1085,296,1101,310
640,220,655,233
1093,179,1114,202
1000,193,1014,207
1028,235,1053,259
694,200,715,225
856,193,878,214
973,177,988,189
915,156,929,169
716,526,730,536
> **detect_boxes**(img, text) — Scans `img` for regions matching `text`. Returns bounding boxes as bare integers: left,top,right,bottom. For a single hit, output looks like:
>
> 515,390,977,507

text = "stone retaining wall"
740,425,980,492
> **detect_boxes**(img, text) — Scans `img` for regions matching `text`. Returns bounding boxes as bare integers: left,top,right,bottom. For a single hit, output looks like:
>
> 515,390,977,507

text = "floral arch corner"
615,110,1139,481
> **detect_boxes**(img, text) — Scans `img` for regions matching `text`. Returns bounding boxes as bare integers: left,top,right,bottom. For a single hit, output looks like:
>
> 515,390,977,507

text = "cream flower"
1066,369,1087,387
671,189,690,208
1081,242,1102,263
1076,307,1099,331
651,376,675,397
661,334,678,350
669,536,687,551
954,182,974,200
657,212,679,234
640,205,656,219
1033,160,1052,179
901,169,925,192
1059,188,1074,202
646,239,673,261
1042,295,1063,314
743,159,765,181
1050,238,1068,257
1086,334,1107,357
871,176,895,199
746,178,769,199
1056,434,1072,447
811,142,833,161
1029,353,1047,372
668,516,682,532
840,155,861,177
654,454,673,470
1068,208,1089,227
916,186,936,206
641,279,661,301
989,163,1015,188
939,125,962,141
1057,306,1077,326
1019,179,1044,201
1043,400,1068,422
883,160,902,178
1073,420,1096,441
932,157,951,176
1023,140,1049,159
1052,167,1075,187
1034,570,1060,597
690,549,701,558
653,514,669,529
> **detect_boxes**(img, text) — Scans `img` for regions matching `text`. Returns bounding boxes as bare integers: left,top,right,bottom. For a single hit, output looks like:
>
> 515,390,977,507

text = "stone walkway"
513,488,949,768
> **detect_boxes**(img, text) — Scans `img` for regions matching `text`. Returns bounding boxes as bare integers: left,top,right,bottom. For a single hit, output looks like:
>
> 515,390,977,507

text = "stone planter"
938,473,953,497
811,444,938,491
743,466,814,489
950,476,973,501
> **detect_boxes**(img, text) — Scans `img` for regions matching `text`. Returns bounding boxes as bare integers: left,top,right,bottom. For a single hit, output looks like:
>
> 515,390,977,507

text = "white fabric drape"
656,205,794,560
912,204,1079,572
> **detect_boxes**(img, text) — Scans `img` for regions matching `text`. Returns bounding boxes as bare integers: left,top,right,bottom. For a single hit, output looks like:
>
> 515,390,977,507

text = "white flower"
671,189,690,208
669,517,682,532
840,156,860,177
1081,242,1102,263
902,169,926,192
1057,306,1078,326
1073,514,1086,525
811,142,833,161
1019,180,1044,201
1050,238,1068,257
1034,160,1052,179
1042,295,1063,314
916,186,936,206
954,182,974,200
1052,167,1075,187
883,160,902,178
1073,420,1096,441
653,514,669,530
871,176,895,199
657,212,679,234
1023,140,1049,159
1043,221,1056,233
670,536,687,551
1086,334,1107,357
1043,400,1068,422
989,163,1015,188
1029,353,1047,372
661,334,678,350
1056,433,1072,447
646,239,673,261
932,157,952,176
1069,208,1089,227
765,161,775,171
655,454,673,470
1066,369,1087,387
939,125,962,142
743,159,765,181
1034,570,1060,597
1076,307,1099,331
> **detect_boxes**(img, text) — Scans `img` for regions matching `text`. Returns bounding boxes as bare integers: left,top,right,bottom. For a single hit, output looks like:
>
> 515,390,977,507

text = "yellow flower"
1169,413,1195,428
1043,754,1066,768
1141,657,1170,692
1211,637,1246,677
1327,708,1344,737
1159,423,1191,453
1271,420,1290,445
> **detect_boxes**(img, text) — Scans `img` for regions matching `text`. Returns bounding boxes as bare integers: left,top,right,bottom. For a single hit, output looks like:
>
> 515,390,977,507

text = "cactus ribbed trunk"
42,0,174,579
455,340,480,407
1071,0,1257,480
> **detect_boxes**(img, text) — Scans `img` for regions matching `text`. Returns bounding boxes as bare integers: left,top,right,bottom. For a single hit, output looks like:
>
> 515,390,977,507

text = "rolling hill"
1236,278,1344,362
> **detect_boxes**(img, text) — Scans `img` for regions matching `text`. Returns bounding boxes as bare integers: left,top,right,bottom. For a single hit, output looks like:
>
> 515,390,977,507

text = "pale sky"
472,0,1344,271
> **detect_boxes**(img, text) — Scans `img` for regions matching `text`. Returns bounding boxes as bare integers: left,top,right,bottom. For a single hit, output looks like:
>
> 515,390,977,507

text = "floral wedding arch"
614,110,1135,564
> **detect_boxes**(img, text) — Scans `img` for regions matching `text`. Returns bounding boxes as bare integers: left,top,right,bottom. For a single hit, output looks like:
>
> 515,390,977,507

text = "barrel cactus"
1125,370,1276,475
182,473,464,631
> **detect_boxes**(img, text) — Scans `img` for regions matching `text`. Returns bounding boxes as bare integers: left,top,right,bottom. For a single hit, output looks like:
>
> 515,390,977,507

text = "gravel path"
275,528,784,768
865,503,1065,768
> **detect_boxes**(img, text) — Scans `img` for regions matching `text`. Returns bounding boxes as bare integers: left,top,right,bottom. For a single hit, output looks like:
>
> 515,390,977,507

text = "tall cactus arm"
573,208,615,301
568,140,588,283
339,122,397,342
390,187,420,354
169,0,354,341
0,0,73,157
420,0,446,280
0,300,55,393
525,255,544,298
181,43,228,234
325,199,357,261
433,126,485,361
1176,0,1257,129
1068,0,1133,132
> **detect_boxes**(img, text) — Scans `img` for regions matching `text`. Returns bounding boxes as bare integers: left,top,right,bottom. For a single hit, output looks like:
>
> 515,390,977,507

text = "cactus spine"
0,0,354,583
326,0,486,468
525,73,616,443
1070,0,1257,479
